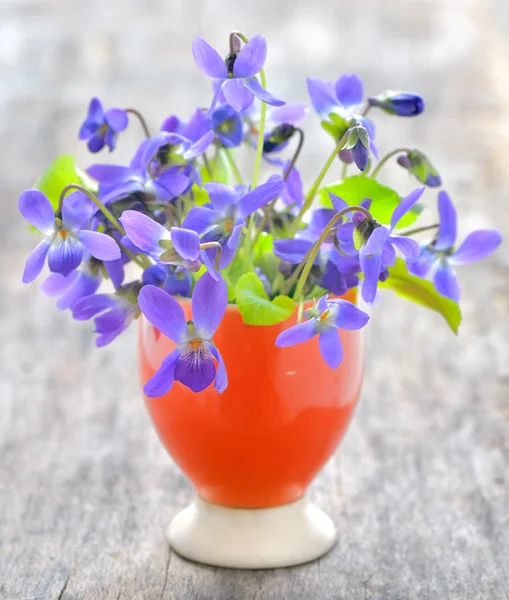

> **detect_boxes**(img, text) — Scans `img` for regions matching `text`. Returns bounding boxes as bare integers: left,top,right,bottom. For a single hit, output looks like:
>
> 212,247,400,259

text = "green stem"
289,129,351,237
371,147,411,179
283,128,305,181
292,205,373,301
223,148,243,185
400,223,439,237
200,241,223,271
58,184,150,269
124,108,151,138
252,69,267,188
202,152,213,178
341,162,348,180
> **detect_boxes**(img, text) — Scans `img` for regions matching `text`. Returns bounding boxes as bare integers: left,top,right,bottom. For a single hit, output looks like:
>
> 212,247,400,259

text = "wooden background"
1,0,508,598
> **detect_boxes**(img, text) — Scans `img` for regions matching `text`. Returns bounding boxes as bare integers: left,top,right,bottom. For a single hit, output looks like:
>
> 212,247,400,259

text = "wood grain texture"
1,0,508,598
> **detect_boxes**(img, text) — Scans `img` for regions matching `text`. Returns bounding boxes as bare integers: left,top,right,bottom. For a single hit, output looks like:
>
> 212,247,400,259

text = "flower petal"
204,182,238,211
227,222,244,250
282,164,304,208
273,238,314,264
306,78,338,118
329,193,348,213
363,226,389,256
175,346,217,393
22,239,51,283
433,261,460,302
407,247,437,277
170,227,201,261
144,349,181,397
237,175,284,219
332,300,369,330
104,258,125,289
48,236,83,276
73,293,116,320
360,250,381,303
389,234,420,259
138,285,187,344
62,191,95,231
319,260,348,296
335,74,363,108
119,210,168,256
381,240,397,266
390,187,425,231
87,164,134,184
77,230,121,261
449,230,502,266
233,34,267,78
268,102,309,126
154,169,190,200
192,37,228,79
56,272,101,311
18,190,55,234
318,328,343,368
181,206,216,234
41,271,78,296
192,272,228,336
209,344,228,393
104,108,128,132
275,319,317,347
182,131,215,160
222,79,255,112
435,190,457,250
244,77,285,107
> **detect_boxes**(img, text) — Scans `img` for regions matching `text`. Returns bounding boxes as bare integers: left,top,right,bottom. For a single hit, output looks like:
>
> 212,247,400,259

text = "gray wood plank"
1,0,508,598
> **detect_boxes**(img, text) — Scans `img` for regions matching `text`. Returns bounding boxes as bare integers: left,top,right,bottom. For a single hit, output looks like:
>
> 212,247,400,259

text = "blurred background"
1,0,508,597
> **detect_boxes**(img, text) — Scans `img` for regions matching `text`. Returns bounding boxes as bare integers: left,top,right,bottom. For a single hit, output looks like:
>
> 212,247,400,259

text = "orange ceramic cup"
138,290,364,509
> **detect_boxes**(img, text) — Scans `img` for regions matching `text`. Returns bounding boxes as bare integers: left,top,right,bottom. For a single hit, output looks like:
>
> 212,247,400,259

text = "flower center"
224,218,234,233
224,53,237,77
189,338,202,351
97,123,109,136
59,230,68,240
319,309,330,322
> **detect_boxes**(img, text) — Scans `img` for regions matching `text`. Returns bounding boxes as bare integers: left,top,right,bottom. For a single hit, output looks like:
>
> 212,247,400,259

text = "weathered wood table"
1,0,508,598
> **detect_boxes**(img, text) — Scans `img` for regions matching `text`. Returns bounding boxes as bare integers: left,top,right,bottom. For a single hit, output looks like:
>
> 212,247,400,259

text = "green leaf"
253,232,279,283
379,259,461,333
320,113,351,142
35,155,86,212
319,176,420,228
191,183,210,206
235,272,295,326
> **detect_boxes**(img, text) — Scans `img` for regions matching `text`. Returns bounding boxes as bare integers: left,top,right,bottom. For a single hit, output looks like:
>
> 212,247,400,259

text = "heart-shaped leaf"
235,272,295,326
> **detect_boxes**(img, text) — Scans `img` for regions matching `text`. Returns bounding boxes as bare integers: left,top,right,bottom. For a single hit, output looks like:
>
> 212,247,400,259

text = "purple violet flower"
407,191,502,302
262,103,309,155
142,264,192,297
276,295,369,368
192,35,285,112
138,273,228,396
210,105,244,148
78,98,128,153
281,162,304,213
368,91,424,117
354,187,426,303
19,190,121,283
41,266,101,311
182,176,284,268
119,210,202,271
73,283,141,347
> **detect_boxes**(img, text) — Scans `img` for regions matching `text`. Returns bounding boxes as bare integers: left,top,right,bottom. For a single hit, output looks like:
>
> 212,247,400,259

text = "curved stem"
292,205,373,301
252,68,267,188
125,108,151,139
371,147,411,179
289,129,351,237
58,184,149,269
59,184,125,237
202,152,213,178
341,162,348,180
223,148,243,185
283,128,305,181
400,223,439,237
200,241,223,271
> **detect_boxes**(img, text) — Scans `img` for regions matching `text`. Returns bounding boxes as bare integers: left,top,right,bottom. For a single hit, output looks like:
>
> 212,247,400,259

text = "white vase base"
167,496,337,569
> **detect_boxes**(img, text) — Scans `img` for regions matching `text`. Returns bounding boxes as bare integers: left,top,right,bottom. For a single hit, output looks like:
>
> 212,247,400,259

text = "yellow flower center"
189,338,202,351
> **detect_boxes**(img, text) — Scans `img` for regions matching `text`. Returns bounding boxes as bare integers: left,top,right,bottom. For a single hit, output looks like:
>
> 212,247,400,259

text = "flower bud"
263,123,296,153
397,150,441,187
368,91,424,117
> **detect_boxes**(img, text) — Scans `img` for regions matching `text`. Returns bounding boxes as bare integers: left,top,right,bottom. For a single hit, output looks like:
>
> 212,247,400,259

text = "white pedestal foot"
167,496,337,569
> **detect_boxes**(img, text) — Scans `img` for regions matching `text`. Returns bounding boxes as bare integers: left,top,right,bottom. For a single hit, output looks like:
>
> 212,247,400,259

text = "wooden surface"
1,0,509,598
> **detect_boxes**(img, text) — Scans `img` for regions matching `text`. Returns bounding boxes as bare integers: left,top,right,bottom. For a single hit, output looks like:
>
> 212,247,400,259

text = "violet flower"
138,273,228,396
192,34,285,112
41,262,101,311
19,190,120,283
142,264,192,297
182,176,284,268
276,295,369,368
344,187,425,303
368,91,424,116
281,162,304,212
73,283,141,347
119,210,202,271
78,98,128,152
407,191,502,302
210,105,244,148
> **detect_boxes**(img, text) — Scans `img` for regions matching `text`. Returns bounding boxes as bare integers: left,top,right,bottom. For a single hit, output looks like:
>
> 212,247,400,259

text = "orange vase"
138,290,364,510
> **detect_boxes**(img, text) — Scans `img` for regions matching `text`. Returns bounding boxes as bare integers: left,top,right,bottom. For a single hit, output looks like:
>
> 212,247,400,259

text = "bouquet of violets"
20,31,502,398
